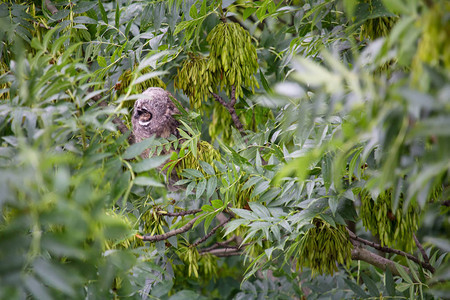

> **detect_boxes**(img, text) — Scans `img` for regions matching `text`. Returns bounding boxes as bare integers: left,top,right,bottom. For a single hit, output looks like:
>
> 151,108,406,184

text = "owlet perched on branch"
132,87,180,158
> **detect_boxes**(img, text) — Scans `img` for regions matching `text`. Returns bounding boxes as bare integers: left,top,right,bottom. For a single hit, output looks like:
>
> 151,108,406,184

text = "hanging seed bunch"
359,189,419,253
207,22,259,98
359,0,397,40
0,61,10,100
174,54,213,110
244,239,271,258
297,219,352,276
103,210,143,250
176,245,200,278
235,182,258,209
175,141,221,177
116,66,166,107
141,208,168,236
198,253,218,279
413,2,450,82
209,102,234,143
360,16,396,40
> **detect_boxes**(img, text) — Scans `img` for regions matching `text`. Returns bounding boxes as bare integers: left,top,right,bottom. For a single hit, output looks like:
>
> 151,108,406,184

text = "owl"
132,87,180,158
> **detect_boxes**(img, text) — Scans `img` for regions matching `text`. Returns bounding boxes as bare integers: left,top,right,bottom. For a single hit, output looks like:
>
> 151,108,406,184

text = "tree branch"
138,215,201,242
94,92,135,144
210,89,245,135
348,229,435,273
351,244,409,277
158,209,202,217
200,247,242,257
45,0,58,15
230,85,236,106
192,217,231,247
413,233,430,264
199,237,237,253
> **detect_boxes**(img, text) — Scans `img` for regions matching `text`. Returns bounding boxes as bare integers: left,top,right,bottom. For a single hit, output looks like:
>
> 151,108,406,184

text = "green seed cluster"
360,189,419,253
176,245,200,278
360,16,396,40
103,210,143,250
235,183,257,209
297,219,352,276
414,2,450,76
207,22,259,98
0,61,10,100
198,253,218,279
175,141,221,177
209,102,234,143
141,208,167,236
174,54,214,110
116,66,166,107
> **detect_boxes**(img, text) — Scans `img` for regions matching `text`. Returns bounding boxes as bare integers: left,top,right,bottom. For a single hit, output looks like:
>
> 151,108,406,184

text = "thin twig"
158,209,202,217
192,217,231,247
351,244,409,277
139,215,201,242
199,237,236,253
413,233,430,264
347,229,435,273
93,91,135,144
45,0,58,15
201,247,242,257
230,85,236,106
210,87,245,135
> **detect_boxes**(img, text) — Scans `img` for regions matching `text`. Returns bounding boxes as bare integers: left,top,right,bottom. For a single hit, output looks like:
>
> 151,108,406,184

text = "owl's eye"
137,109,152,126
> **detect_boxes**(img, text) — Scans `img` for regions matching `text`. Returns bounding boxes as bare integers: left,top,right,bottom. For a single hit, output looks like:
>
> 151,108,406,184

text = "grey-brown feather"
132,87,180,158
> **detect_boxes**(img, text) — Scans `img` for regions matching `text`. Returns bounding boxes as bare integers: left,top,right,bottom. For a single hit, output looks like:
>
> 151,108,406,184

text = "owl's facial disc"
137,108,152,126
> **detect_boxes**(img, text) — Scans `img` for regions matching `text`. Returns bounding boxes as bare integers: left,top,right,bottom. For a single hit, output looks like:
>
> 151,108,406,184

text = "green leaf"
168,290,202,300
122,136,156,159
51,10,70,21
211,199,223,210
251,180,270,198
344,278,367,298
189,5,197,18
196,179,207,199
259,69,272,93
381,0,410,14
206,177,217,199
134,176,164,187
137,51,170,72
73,16,97,24
24,274,52,300
242,176,263,190
224,219,248,236
243,7,257,20
201,205,214,212
230,208,257,221
97,56,107,68
182,168,203,178
328,197,339,215
151,280,174,297
115,1,121,28
33,259,75,296
361,273,379,297
134,71,167,85
385,268,396,296
153,2,163,31
199,161,215,175
131,155,169,173
98,0,108,23
424,237,450,252
395,262,413,284
248,202,270,219
204,213,216,233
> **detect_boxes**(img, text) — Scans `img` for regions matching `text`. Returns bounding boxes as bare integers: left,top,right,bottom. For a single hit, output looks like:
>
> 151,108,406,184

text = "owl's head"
132,87,180,142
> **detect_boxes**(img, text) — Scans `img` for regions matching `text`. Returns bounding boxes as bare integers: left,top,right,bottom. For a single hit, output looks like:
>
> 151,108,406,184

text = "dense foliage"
0,0,449,299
